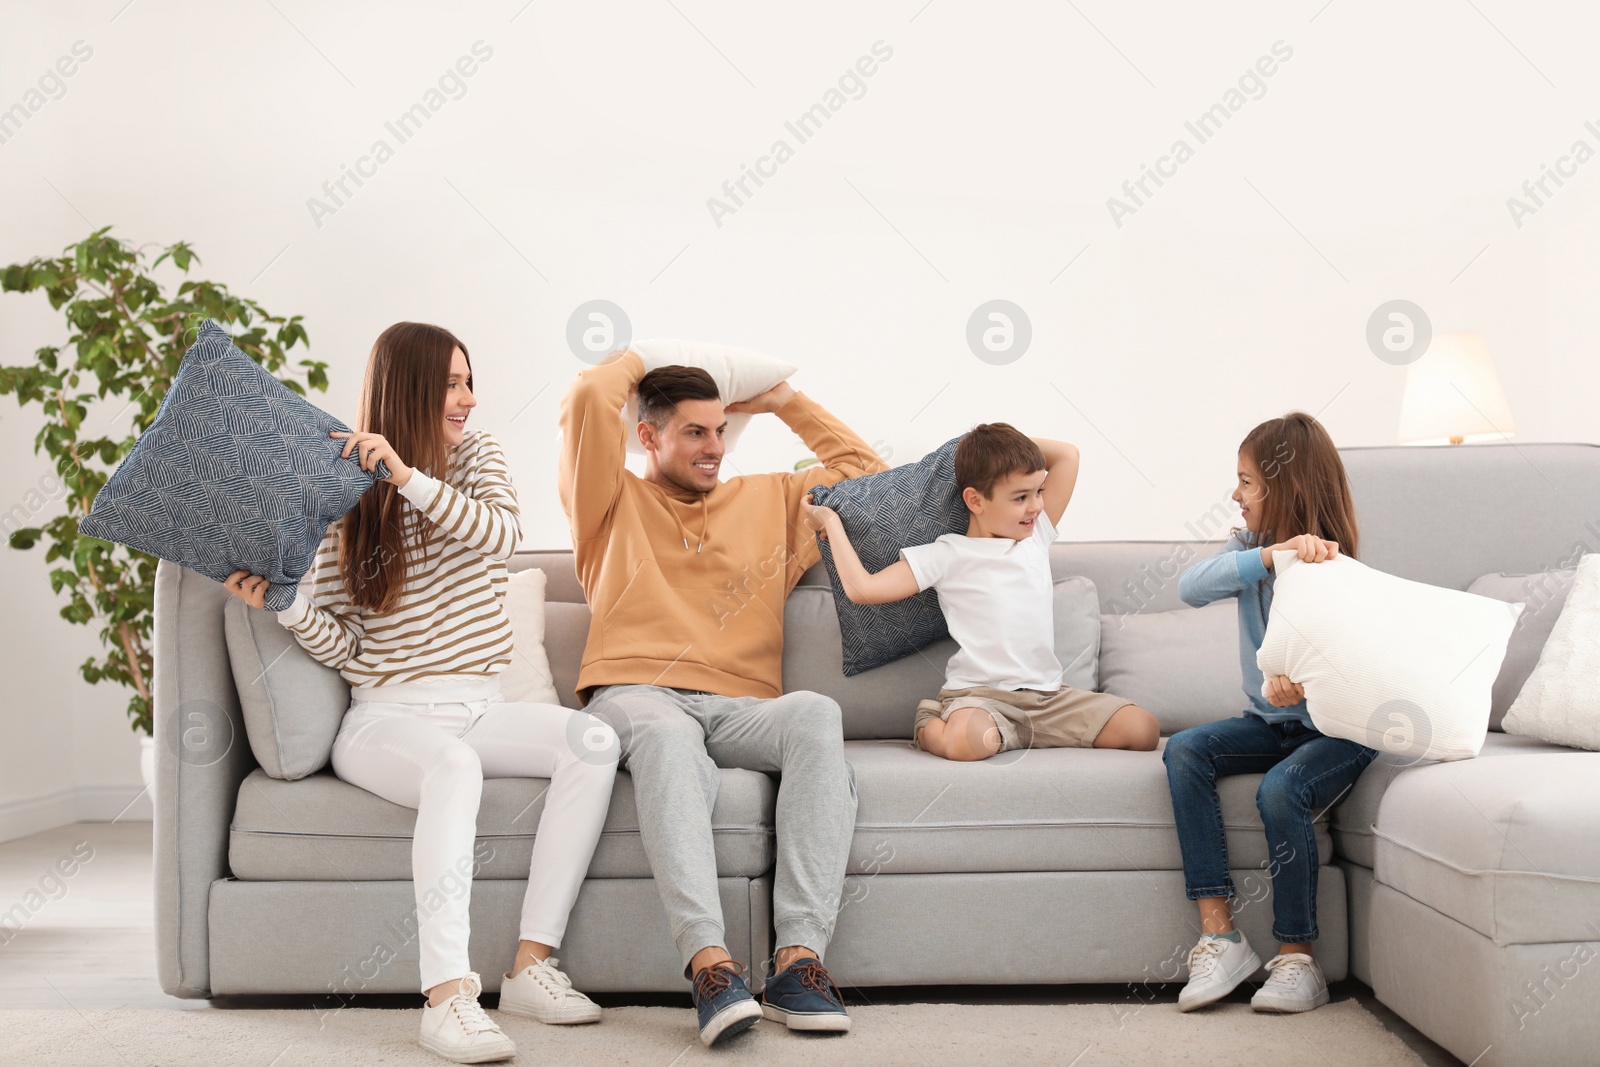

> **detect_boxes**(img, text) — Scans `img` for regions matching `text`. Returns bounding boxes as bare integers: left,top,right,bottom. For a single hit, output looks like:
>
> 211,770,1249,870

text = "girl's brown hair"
1239,411,1360,560
340,322,470,613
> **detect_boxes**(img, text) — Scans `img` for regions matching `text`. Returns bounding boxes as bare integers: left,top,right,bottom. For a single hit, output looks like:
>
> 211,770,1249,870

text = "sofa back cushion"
542,600,593,710
1097,601,1244,735
1467,569,1575,730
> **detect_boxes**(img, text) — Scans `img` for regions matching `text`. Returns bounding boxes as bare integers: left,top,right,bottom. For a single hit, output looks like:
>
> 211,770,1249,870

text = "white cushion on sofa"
498,568,562,706
1257,551,1521,762
621,340,796,455
1502,553,1600,751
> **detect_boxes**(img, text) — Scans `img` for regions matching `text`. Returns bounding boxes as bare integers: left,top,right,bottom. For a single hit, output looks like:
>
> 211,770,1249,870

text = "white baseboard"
77,784,153,824
0,785,151,844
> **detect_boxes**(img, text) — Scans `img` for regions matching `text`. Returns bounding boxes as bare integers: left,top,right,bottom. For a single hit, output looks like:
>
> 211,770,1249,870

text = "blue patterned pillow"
809,435,969,675
79,320,387,611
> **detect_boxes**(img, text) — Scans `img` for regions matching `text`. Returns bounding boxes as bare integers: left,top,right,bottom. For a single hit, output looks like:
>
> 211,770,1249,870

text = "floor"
0,822,1464,1065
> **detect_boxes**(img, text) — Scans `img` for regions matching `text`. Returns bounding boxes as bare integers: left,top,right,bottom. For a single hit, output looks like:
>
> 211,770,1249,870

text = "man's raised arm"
558,349,644,545
760,387,887,585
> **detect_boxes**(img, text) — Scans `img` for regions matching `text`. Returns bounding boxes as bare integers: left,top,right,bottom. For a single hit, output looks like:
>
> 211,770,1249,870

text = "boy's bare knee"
1128,705,1161,750
941,705,1003,761
1096,704,1161,751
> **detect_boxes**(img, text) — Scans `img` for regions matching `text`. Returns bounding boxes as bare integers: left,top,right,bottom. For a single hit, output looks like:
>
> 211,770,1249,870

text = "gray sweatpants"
585,684,858,972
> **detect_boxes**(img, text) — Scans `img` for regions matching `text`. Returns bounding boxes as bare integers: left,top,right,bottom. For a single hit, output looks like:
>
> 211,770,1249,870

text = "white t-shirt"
899,511,1061,692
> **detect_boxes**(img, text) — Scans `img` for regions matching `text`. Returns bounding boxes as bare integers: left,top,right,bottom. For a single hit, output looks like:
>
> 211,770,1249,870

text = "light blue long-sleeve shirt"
1177,533,1311,726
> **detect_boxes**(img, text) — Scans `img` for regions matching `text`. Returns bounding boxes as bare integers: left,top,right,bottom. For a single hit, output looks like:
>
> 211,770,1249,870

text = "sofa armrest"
152,560,259,998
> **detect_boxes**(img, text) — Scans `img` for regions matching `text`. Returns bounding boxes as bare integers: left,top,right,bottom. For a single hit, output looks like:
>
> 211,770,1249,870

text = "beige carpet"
18,998,1427,1066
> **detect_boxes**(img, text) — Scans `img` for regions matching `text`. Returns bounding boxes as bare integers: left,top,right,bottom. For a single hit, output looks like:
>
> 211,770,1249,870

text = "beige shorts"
914,684,1135,752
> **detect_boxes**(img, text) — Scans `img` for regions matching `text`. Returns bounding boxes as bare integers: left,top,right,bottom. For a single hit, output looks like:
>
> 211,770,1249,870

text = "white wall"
2,0,1597,833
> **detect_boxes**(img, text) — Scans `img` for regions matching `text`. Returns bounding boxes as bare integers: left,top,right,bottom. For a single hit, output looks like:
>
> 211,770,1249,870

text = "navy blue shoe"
692,961,763,1046
761,957,851,1033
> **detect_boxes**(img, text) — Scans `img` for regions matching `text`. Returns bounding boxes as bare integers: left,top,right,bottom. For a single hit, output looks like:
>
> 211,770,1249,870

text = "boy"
803,423,1160,761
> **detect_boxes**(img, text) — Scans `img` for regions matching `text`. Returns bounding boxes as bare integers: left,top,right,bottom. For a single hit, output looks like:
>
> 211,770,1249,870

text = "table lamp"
1398,332,1515,445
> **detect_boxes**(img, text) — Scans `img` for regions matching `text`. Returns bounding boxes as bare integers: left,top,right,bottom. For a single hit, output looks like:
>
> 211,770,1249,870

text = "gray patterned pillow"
79,320,386,611
808,435,968,674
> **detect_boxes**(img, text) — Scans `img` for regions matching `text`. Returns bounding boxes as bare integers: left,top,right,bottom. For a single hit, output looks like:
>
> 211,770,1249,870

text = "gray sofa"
153,442,1600,1066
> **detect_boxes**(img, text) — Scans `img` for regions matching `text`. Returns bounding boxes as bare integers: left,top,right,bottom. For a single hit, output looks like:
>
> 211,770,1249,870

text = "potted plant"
0,227,329,793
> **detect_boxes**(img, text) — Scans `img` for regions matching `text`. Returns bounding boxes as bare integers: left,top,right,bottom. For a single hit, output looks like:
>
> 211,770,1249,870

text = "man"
558,350,885,1046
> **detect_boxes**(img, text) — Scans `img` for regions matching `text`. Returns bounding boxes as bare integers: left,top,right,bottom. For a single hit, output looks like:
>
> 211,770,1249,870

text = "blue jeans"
1163,714,1377,944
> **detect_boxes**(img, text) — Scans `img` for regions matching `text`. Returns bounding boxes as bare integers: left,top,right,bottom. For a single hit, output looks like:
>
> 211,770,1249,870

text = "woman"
226,322,618,1063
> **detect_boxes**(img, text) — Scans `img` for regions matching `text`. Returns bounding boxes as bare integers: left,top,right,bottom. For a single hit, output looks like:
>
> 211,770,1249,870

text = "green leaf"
8,528,41,550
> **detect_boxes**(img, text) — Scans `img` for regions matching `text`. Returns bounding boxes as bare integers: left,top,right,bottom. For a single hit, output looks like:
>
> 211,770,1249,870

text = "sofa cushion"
80,319,386,611
1097,601,1243,735
1467,568,1575,730
1502,553,1600,751
223,597,348,780
498,568,562,706
1258,551,1520,762
807,435,968,674
1372,750,1600,944
842,738,1331,875
1333,730,1576,869
228,766,774,880
543,601,592,710
784,579,1100,740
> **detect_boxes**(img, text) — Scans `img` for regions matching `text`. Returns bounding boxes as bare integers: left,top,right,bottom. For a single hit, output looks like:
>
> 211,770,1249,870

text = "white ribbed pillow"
1257,551,1522,762
621,340,797,455
1502,553,1600,751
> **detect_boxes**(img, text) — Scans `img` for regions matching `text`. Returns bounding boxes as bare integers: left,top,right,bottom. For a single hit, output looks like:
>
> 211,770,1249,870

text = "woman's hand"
331,431,413,487
1264,675,1306,708
223,570,270,610
1262,534,1339,569
801,493,838,540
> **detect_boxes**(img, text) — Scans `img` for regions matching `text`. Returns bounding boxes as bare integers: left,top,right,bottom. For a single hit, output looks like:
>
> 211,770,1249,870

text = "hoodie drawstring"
671,496,709,553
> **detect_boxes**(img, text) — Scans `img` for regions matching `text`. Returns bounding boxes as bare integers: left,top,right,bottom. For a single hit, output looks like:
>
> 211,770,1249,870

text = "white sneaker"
1177,933,1262,1012
498,956,602,1025
1251,952,1329,1013
419,972,517,1063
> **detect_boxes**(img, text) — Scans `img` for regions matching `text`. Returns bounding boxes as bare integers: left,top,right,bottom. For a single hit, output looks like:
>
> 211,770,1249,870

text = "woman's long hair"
1239,411,1360,561
340,322,470,613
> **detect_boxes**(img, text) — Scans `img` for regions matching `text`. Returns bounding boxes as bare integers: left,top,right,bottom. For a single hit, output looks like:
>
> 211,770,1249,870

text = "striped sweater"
275,428,521,687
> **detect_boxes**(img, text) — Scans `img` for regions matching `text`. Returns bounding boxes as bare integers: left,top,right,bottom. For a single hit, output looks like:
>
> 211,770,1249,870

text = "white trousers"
330,676,620,993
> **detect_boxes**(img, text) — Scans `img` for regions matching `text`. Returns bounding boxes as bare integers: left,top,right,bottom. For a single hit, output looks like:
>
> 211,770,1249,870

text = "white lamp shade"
1398,332,1516,445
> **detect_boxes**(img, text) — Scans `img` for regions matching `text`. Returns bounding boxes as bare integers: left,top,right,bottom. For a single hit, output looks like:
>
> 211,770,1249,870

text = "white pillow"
498,568,562,706
1257,551,1521,762
1502,553,1600,751
621,339,797,455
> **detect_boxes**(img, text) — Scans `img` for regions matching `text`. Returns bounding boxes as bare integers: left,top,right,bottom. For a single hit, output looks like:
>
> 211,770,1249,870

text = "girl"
1163,411,1376,1015
225,322,619,1064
